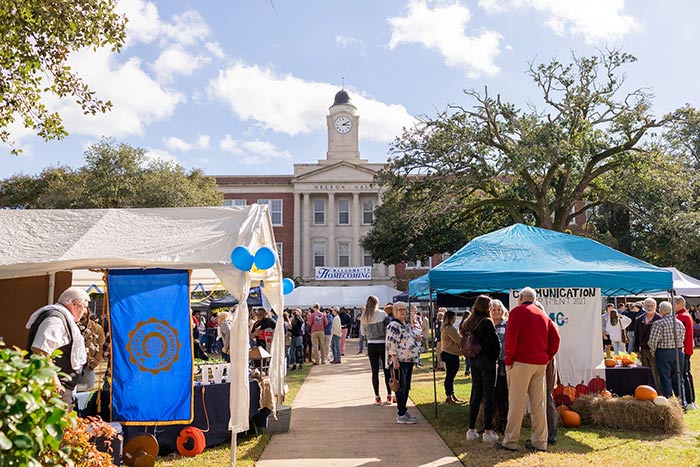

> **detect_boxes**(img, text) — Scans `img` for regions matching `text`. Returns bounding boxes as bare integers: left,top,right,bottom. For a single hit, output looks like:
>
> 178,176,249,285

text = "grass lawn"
155,365,311,467
411,352,700,467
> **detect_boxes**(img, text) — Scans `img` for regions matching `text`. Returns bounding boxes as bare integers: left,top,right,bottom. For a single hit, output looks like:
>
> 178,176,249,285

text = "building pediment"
293,161,383,184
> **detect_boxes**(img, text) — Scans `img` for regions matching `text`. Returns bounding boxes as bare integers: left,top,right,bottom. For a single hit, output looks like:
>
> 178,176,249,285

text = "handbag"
459,320,483,359
389,366,401,392
620,323,629,344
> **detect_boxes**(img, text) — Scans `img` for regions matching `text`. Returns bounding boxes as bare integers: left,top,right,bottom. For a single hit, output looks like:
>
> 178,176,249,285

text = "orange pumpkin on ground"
634,385,658,401
560,410,581,428
604,358,617,367
556,405,569,417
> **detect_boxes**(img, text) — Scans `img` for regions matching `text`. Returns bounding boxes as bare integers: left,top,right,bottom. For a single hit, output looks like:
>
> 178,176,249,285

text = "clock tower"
322,90,365,164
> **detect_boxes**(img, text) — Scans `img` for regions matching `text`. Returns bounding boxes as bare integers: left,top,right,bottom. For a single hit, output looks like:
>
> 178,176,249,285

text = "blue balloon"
283,278,295,295
230,246,254,271
254,246,276,270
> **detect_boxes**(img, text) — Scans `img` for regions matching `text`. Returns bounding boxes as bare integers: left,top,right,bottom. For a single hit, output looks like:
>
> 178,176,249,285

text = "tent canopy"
648,267,700,297
0,206,285,434
284,285,402,308
407,273,431,300
428,224,673,296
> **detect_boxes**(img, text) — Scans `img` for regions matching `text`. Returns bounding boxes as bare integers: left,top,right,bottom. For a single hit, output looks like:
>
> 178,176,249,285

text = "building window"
276,242,283,267
312,241,326,268
223,199,246,207
257,199,283,226
406,258,432,269
338,241,350,267
362,200,375,225
337,199,350,225
363,249,374,267
313,199,325,225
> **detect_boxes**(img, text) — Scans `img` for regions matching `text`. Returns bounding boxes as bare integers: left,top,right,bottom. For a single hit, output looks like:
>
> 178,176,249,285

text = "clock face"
334,116,352,134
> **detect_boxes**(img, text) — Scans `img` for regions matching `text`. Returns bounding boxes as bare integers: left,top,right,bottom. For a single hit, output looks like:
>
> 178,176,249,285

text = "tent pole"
430,288,438,419
669,289,685,407
230,432,236,466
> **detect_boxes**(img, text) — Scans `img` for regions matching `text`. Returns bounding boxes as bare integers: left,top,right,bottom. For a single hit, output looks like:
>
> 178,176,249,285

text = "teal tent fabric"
428,224,672,296
407,273,432,299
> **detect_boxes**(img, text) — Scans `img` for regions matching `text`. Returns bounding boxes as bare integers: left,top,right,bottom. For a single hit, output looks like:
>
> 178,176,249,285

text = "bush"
0,346,115,466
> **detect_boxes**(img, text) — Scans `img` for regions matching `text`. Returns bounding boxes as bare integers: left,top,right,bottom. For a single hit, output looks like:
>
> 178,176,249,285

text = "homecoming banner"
109,269,193,424
509,288,602,386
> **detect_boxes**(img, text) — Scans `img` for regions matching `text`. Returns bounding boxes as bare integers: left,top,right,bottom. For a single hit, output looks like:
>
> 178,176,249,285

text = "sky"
2,0,699,179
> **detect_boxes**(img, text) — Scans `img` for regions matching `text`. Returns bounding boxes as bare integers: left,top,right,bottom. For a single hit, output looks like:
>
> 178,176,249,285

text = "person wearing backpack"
26,287,89,408
461,295,501,443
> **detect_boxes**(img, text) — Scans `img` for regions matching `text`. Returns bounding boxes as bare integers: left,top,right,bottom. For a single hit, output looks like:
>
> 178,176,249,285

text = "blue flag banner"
109,269,193,424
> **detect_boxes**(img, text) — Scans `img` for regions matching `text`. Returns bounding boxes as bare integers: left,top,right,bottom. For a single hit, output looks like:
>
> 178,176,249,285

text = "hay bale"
570,394,686,434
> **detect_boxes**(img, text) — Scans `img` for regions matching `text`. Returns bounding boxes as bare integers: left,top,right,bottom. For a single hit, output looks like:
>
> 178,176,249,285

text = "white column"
352,192,361,267
302,193,310,279
327,192,335,267
293,192,301,277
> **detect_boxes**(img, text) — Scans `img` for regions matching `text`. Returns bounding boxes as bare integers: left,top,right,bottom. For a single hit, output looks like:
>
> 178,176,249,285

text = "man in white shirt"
26,287,89,407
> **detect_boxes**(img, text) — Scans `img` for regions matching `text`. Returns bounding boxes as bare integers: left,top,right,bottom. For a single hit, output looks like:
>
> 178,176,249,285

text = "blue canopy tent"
428,224,673,296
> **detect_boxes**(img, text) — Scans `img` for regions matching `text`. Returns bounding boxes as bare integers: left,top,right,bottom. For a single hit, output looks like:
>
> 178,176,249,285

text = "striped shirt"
648,315,686,354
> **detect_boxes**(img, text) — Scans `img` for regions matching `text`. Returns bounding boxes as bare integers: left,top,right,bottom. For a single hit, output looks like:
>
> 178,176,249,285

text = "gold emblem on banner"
127,317,181,374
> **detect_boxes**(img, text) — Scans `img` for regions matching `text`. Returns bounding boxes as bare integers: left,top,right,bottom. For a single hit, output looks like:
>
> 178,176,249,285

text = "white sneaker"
482,430,499,443
466,430,479,441
688,402,698,410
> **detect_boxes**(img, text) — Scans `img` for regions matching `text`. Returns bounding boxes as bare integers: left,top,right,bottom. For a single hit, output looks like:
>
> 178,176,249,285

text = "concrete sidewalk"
257,339,462,467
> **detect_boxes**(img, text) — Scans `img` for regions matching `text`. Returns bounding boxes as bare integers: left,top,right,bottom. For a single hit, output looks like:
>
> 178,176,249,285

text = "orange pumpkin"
600,389,613,399
634,385,658,401
556,405,569,417
560,409,581,428
604,358,617,367
562,384,577,401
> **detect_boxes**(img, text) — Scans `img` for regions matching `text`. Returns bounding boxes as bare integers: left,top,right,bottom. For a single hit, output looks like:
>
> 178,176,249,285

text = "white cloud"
387,0,502,78
205,42,226,59
51,47,183,138
165,134,210,152
116,1,212,47
479,0,639,43
336,35,365,48
207,62,416,142
144,147,179,165
219,135,292,165
152,45,211,82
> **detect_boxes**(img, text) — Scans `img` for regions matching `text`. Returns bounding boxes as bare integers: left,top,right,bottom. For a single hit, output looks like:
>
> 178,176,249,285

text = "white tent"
650,267,700,297
0,206,284,467
284,285,403,308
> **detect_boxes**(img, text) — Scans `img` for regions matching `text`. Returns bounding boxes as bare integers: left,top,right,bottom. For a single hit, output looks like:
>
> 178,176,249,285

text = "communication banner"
509,288,602,386
315,266,371,280
109,269,193,424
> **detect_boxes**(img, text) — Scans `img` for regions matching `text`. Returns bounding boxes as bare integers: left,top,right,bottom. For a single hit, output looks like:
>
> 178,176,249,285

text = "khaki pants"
503,362,548,451
311,331,325,364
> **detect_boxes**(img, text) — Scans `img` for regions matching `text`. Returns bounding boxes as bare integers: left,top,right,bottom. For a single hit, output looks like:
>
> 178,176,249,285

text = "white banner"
509,288,602,386
315,266,372,281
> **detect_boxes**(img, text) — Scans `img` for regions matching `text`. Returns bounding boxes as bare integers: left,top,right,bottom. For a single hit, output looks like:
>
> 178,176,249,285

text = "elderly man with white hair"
496,287,560,453
633,297,662,388
648,301,687,404
26,287,90,407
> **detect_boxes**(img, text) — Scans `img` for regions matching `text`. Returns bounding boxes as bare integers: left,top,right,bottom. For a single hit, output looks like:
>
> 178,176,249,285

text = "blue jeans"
396,362,415,416
655,348,685,402
331,335,341,362
358,334,366,353
627,331,635,353
289,336,302,365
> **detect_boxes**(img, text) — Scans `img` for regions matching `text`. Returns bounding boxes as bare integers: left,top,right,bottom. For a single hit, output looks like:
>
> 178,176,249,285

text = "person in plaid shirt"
648,301,686,404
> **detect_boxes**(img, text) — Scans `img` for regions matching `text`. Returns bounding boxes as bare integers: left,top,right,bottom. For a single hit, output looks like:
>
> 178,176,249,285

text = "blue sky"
2,0,698,178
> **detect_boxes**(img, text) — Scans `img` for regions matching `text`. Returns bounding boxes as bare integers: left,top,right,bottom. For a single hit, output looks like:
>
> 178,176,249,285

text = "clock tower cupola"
322,89,365,164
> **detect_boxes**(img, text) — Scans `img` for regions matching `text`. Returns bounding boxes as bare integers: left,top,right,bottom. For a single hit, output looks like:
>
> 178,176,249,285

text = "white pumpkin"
653,396,669,406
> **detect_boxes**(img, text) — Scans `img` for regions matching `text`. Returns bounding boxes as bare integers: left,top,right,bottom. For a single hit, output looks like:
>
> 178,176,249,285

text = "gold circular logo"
127,317,181,374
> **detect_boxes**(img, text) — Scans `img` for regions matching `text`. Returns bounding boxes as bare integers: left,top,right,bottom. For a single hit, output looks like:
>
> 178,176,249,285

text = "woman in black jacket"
460,295,501,443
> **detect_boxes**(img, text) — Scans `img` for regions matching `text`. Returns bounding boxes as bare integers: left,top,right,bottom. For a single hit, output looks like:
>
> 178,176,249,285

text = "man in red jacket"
674,297,696,409
496,287,560,452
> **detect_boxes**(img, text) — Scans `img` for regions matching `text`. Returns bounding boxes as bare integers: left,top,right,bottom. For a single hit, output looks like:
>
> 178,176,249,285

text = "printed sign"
315,266,372,280
509,288,602,386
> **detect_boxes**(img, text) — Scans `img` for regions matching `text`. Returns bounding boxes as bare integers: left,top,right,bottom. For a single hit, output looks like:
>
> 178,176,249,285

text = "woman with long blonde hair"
361,295,392,405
